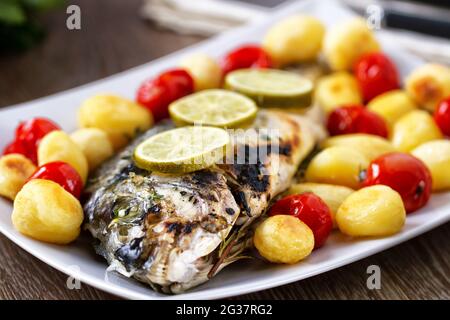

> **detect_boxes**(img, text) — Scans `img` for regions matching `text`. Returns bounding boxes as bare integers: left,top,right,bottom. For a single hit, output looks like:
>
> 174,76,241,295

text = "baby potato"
70,128,114,171
179,53,222,91
254,215,314,264
315,72,363,113
367,90,417,130
405,63,450,112
287,182,354,228
305,146,369,189
263,15,325,66
336,185,406,237
391,110,443,152
78,94,153,150
411,140,450,191
0,154,36,200
323,18,380,71
12,179,83,244
38,130,88,183
322,133,395,161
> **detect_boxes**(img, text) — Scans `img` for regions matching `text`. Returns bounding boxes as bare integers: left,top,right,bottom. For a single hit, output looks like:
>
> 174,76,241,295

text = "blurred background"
0,0,449,107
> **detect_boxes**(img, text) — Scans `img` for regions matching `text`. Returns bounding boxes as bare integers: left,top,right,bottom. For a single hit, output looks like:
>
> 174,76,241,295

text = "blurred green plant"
0,0,66,52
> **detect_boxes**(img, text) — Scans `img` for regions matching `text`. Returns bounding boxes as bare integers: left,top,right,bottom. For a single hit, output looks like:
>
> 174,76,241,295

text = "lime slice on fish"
134,126,230,173
169,89,257,128
224,68,313,108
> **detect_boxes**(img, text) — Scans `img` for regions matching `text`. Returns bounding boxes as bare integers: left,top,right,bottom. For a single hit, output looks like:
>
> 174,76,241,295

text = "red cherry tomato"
28,161,83,198
158,69,194,100
363,153,432,213
434,97,450,136
136,79,171,122
136,69,194,122
3,139,27,157
327,105,388,138
3,117,60,164
269,193,333,249
221,45,273,75
354,52,400,102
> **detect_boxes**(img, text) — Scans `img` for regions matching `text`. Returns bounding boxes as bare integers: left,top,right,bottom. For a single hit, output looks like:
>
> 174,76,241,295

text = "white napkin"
141,0,265,36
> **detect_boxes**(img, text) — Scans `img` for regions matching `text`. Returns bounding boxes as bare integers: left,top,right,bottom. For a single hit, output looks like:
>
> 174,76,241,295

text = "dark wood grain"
0,0,449,300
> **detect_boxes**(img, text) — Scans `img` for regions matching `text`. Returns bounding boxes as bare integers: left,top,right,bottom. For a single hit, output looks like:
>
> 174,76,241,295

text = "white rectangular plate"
1,0,449,300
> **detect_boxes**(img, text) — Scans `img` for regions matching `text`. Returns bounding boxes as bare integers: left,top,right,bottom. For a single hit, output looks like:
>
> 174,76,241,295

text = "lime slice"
225,68,313,108
134,126,230,173
169,89,257,128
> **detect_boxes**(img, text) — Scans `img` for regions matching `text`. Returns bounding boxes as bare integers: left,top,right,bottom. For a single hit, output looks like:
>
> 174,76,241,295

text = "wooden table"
0,0,449,300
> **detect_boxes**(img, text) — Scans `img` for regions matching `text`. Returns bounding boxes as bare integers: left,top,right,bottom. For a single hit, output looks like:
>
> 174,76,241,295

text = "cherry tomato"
28,161,83,198
4,117,60,164
434,97,450,136
136,69,194,122
158,69,194,100
221,45,273,75
269,193,333,249
354,52,400,102
363,152,432,213
327,105,388,138
3,139,27,157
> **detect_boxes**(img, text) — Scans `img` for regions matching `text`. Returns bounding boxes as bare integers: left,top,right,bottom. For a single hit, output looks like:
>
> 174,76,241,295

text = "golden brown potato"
336,185,406,237
38,130,89,183
254,215,314,264
323,18,380,71
405,63,450,112
11,179,83,244
78,94,153,150
322,133,395,161
367,90,417,130
391,110,443,152
263,15,325,66
0,154,36,200
305,146,369,189
179,53,222,91
70,128,114,171
411,140,450,191
315,72,363,113
287,182,354,228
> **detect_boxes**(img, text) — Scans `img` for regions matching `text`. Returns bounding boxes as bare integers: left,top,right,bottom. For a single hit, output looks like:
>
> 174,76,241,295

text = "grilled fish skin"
83,110,317,293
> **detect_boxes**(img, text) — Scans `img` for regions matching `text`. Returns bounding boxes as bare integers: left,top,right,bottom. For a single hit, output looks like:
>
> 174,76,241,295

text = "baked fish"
83,110,318,293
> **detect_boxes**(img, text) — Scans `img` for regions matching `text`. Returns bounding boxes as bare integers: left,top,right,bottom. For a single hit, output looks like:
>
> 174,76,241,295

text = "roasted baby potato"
336,185,406,237
367,90,417,130
391,110,443,152
263,15,325,66
322,133,395,161
0,154,36,200
179,53,222,91
287,182,354,228
315,72,363,113
70,128,114,171
12,179,83,244
78,94,153,150
323,18,380,71
405,63,450,112
411,140,450,191
38,130,88,183
305,146,369,189
254,215,314,264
